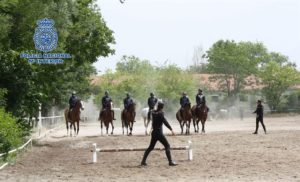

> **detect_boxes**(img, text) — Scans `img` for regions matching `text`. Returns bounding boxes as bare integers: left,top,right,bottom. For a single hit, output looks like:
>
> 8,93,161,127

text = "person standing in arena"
141,101,177,166
253,100,266,134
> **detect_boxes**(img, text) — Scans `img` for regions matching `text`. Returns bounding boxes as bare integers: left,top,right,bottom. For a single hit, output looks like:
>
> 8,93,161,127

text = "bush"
0,108,22,160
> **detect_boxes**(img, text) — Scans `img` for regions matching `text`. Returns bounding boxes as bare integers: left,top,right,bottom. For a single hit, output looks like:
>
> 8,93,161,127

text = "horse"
98,102,114,135
121,102,136,135
64,99,84,136
192,104,208,133
141,107,153,135
176,103,192,135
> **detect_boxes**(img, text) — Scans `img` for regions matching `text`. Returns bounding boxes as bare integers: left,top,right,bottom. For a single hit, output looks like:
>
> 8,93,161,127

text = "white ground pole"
91,140,193,163
187,140,193,161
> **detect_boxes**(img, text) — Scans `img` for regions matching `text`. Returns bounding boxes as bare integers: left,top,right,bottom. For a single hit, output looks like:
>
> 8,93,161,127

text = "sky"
93,0,300,73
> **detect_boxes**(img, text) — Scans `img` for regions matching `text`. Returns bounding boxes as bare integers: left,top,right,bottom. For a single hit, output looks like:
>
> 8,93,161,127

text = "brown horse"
192,104,208,133
176,103,192,134
64,99,84,136
121,102,136,135
98,102,114,135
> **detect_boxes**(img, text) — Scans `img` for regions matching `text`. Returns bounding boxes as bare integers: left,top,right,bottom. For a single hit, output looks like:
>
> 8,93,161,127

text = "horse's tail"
64,108,69,122
176,110,181,122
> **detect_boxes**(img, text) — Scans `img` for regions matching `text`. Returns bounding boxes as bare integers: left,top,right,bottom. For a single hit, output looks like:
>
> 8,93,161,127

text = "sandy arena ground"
0,115,300,182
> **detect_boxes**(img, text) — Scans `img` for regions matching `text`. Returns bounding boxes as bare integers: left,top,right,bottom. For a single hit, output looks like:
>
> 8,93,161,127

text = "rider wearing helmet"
69,91,78,110
179,92,190,118
101,91,116,120
195,89,209,111
123,93,133,111
147,92,158,120
141,101,177,166
122,93,136,122
196,89,206,107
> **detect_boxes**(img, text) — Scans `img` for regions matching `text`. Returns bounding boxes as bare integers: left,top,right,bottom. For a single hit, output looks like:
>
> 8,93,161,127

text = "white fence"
0,104,64,170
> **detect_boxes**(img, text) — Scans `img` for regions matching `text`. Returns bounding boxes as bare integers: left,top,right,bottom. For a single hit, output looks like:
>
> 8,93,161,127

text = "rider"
122,93,136,122
123,93,133,111
68,91,78,118
196,89,209,111
180,92,190,119
69,91,78,110
147,92,158,120
101,91,116,120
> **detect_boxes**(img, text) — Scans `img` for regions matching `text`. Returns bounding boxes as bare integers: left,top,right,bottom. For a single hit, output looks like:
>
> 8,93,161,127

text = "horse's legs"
196,119,200,133
180,121,184,135
201,120,205,133
76,121,79,135
111,121,114,135
69,123,73,136
129,122,133,135
192,117,197,133
185,120,190,135
106,123,109,135
73,122,77,136
66,121,69,136
100,120,103,135
122,120,125,135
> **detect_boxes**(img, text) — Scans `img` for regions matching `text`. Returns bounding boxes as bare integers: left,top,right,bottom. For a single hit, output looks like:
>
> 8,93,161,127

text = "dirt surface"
0,116,300,181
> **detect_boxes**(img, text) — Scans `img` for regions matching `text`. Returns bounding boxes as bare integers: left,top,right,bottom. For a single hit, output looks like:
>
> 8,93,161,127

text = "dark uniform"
180,93,190,118
101,95,112,110
69,95,77,110
196,93,205,107
101,91,115,120
180,95,190,108
123,95,133,110
253,100,266,134
141,102,177,166
147,93,158,120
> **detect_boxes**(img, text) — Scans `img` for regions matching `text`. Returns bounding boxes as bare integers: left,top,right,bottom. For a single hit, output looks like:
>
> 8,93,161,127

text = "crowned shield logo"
33,18,58,52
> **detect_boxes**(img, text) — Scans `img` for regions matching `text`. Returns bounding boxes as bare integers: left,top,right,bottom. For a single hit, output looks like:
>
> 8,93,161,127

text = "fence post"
92,143,101,163
38,103,42,136
52,107,55,125
188,140,193,161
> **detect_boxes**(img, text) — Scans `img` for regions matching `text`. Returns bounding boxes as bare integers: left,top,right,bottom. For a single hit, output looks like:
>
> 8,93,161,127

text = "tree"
259,60,300,111
206,40,267,99
0,0,114,117
94,56,196,113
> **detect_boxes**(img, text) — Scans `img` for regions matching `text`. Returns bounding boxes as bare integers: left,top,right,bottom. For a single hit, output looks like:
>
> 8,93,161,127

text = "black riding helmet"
150,92,154,97
105,90,109,95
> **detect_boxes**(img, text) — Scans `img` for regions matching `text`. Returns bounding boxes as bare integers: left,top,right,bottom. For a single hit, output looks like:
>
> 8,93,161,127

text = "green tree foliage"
94,56,196,113
205,40,267,98
0,0,114,118
0,108,22,159
259,60,300,111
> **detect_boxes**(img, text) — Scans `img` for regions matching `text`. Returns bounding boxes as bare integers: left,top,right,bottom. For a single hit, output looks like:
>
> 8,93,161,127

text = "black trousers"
255,116,266,133
142,131,172,163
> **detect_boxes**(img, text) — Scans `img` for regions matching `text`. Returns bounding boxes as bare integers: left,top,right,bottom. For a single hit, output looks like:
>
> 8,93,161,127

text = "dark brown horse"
176,103,192,134
121,102,136,135
192,104,208,133
64,99,84,136
98,102,114,135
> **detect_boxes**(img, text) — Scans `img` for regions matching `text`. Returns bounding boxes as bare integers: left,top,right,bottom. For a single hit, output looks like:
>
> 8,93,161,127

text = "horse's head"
184,102,191,110
129,102,136,111
75,99,84,110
